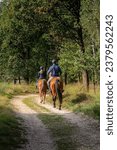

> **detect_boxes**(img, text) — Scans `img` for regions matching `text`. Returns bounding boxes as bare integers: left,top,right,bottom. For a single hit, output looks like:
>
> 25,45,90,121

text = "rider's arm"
47,66,53,75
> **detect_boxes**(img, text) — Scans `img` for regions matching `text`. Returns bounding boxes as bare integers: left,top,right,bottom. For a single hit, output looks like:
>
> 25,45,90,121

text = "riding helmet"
52,59,56,64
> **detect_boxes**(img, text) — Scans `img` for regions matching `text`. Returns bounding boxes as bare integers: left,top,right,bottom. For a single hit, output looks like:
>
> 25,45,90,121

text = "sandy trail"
12,94,100,150
35,95,100,150
12,95,56,150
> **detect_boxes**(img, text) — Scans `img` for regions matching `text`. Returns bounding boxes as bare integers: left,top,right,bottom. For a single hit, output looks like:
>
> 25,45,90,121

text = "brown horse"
38,79,47,104
50,77,63,110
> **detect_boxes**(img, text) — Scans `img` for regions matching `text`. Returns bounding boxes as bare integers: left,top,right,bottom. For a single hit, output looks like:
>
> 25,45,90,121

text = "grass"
0,81,100,149
23,98,78,150
0,82,37,150
47,83,100,119
0,82,37,96
0,96,27,150
63,83,100,119
39,114,77,150
23,97,50,113
0,113,26,150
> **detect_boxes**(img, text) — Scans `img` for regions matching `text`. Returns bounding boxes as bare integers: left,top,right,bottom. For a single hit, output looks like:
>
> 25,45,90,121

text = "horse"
50,77,63,110
38,79,47,104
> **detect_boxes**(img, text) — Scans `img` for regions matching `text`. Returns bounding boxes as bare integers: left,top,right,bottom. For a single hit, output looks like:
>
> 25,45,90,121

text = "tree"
0,0,100,89
43,0,100,91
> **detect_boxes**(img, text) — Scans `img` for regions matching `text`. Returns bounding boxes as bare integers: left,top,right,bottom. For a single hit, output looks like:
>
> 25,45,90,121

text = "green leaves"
59,39,99,82
0,0,99,85
0,0,51,82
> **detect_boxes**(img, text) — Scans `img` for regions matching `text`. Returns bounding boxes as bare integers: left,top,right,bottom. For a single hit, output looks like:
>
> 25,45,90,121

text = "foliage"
0,0,56,82
59,40,99,82
0,0,100,87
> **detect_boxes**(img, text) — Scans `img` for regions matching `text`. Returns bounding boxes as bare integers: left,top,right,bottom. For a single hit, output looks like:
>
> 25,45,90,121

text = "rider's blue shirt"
47,64,62,77
38,70,46,79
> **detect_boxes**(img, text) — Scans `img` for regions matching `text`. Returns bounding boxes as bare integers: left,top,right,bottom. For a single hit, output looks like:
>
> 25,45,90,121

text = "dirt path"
12,95,57,150
35,95,100,150
12,94,100,150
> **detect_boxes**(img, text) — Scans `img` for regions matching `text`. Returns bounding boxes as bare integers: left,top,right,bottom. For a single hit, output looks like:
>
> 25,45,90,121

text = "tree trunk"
82,70,89,92
92,42,96,93
14,78,17,84
79,26,89,92
93,71,96,93
78,72,82,83
18,76,21,84
25,77,29,84
64,72,67,85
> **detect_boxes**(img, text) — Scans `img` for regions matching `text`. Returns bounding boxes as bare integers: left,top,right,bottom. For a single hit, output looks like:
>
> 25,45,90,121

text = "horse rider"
36,66,45,88
38,66,46,80
47,59,63,92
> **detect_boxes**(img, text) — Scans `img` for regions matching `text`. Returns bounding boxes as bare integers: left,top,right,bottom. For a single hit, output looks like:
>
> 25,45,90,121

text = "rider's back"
50,64,61,77
38,70,46,79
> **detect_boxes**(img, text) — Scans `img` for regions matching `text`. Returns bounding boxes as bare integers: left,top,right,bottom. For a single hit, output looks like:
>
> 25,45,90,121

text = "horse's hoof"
59,107,61,110
53,105,56,108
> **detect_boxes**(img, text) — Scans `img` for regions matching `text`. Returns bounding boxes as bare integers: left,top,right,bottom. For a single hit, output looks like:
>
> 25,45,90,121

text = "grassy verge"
47,83,100,119
0,82,37,150
23,98,78,150
0,96,27,150
23,97,50,113
0,82,37,97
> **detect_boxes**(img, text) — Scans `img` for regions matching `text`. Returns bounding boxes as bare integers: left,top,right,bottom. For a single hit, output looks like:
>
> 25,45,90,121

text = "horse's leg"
40,93,43,103
39,92,41,103
43,93,46,104
55,81,62,110
58,92,62,110
40,97,43,103
53,96,56,108
59,100,62,110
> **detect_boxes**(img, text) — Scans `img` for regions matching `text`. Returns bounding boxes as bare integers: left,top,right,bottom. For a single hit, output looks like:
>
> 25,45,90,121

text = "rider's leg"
47,77,53,92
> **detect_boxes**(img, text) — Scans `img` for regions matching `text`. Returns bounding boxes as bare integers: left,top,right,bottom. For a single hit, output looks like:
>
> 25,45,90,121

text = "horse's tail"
41,79,47,92
55,80,62,100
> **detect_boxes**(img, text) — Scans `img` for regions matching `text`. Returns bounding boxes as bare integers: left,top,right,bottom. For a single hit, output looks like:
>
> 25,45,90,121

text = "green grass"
0,82,37,97
47,83,100,119
39,114,77,150
0,96,27,150
63,84,100,119
0,82,37,150
23,97,50,113
23,98,78,150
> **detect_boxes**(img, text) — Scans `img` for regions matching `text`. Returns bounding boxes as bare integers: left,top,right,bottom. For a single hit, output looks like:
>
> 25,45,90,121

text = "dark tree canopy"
0,0,100,90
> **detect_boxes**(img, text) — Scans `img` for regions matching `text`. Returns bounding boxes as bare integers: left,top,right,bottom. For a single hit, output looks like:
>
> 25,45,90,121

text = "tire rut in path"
12,95,57,150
